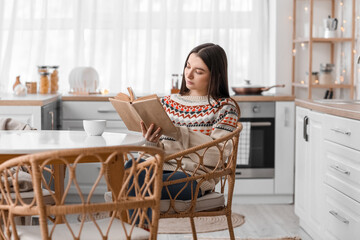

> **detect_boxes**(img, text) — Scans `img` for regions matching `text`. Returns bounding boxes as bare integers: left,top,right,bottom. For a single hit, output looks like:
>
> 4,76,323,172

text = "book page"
109,98,142,132
132,97,178,139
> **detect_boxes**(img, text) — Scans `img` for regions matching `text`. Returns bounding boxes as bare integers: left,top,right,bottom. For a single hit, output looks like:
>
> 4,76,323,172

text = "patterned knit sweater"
156,94,239,193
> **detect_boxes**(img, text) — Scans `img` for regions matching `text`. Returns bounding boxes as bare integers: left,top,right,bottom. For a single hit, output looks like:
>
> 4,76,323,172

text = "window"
0,0,269,95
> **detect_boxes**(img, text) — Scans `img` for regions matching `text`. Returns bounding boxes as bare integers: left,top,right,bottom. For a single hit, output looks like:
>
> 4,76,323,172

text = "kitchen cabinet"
0,96,60,130
294,106,324,239
291,0,356,99
295,104,360,239
61,101,127,132
322,113,360,239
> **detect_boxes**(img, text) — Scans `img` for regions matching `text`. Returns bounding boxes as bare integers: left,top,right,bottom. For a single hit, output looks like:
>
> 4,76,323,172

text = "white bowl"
83,120,106,136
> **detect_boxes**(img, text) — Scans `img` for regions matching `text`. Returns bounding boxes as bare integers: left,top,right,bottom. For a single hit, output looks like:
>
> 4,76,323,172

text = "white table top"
0,130,145,154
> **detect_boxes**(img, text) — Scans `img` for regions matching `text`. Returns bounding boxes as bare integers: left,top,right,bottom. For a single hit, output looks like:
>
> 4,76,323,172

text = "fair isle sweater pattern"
160,94,238,138
158,94,239,193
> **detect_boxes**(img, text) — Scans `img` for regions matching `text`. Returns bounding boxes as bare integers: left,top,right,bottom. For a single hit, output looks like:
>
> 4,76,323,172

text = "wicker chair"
0,145,164,240
159,121,242,240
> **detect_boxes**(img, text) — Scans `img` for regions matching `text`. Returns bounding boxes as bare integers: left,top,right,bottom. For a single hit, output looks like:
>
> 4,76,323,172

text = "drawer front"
62,120,127,132
323,184,360,240
324,140,360,203
62,101,119,120
323,114,360,151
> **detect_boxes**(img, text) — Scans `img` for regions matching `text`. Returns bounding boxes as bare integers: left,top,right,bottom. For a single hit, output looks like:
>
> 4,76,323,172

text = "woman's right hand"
140,121,162,144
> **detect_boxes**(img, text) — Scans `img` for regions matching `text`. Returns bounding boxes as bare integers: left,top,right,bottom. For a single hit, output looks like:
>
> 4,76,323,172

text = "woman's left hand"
140,121,162,143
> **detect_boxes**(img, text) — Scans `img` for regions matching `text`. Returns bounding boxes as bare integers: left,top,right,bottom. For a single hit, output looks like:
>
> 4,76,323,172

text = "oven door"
236,117,275,179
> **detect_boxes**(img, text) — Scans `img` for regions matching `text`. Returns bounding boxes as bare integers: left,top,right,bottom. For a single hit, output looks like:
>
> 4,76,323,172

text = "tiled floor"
157,204,312,240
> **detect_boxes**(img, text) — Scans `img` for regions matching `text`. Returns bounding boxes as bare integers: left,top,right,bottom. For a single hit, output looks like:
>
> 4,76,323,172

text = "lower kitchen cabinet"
0,100,60,130
295,106,360,240
294,106,324,239
61,101,127,132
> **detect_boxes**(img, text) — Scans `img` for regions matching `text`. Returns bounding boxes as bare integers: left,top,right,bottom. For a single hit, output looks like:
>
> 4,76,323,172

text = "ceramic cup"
83,120,106,136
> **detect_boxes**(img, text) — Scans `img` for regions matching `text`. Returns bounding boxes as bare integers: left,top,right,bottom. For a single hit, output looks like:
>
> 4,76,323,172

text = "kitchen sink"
313,99,360,104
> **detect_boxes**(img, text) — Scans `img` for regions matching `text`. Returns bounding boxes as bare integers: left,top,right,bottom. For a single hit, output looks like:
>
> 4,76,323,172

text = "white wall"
270,0,293,95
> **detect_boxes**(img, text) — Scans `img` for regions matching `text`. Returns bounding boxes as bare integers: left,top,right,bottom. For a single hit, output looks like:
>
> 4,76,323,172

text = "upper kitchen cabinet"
291,0,357,100
0,94,60,130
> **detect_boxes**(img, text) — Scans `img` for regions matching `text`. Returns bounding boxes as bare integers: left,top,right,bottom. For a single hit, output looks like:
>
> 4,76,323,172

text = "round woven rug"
158,213,245,234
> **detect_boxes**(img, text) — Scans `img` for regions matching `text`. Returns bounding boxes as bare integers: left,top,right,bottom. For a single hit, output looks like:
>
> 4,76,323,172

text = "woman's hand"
140,121,162,143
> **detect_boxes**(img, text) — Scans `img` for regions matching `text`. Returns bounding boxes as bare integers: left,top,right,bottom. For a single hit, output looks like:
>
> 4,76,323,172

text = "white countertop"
0,130,145,154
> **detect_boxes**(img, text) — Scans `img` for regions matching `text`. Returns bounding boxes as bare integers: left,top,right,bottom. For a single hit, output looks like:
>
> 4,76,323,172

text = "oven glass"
237,118,275,169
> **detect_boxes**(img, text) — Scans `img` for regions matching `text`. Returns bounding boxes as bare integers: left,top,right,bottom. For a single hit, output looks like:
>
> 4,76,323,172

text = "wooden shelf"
291,0,356,99
293,38,353,43
293,82,352,89
311,84,352,89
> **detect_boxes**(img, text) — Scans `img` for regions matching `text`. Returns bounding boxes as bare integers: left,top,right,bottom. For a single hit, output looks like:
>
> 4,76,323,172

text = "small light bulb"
288,16,293,21
353,49,357,54
340,1,344,6
300,80,305,84
304,6,308,12
341,26,345,32
342,69,346,73
343,20,347,24
301,43,306,50
292,49,297,56
357,16,360,20
314,80,319,84
340,76,344,82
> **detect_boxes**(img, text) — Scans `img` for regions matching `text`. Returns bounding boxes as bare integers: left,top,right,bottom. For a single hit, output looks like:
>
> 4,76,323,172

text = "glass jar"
39,72,50,94
49,66,59,93
319,63,334,85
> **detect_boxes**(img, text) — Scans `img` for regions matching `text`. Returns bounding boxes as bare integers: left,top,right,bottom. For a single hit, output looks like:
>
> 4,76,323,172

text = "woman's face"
184,53,210,96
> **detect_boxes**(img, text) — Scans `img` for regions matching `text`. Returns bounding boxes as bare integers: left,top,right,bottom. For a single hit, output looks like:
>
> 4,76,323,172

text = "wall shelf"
291,0,356,100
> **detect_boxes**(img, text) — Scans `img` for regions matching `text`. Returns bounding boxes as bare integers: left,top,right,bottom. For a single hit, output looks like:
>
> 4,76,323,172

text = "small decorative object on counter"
13,76,27,96
319,63,334,85
39,72,50,94
13,76,21,90
171,73,180,94
25,82,37,94
49,66,59,93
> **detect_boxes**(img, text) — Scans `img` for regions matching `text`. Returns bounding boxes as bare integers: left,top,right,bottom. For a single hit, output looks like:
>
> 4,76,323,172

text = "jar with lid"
48,66,59,93
39,72,50,94
319,63,334,85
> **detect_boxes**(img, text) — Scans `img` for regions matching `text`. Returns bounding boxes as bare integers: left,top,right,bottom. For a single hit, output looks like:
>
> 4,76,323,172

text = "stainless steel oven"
236,101,275,179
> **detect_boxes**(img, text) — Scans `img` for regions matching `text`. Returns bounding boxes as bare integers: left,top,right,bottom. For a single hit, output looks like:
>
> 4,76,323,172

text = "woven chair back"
0,145,164,240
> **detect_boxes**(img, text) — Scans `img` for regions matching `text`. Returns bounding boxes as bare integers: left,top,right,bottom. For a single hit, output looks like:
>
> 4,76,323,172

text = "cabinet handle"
49,111,54,130
330,128,351,136
330,165,350,175
97,109,117,113
303,116,309,142
329,210,350,224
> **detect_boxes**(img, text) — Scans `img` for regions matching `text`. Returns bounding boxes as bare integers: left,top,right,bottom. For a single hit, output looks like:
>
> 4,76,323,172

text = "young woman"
133,43,240,201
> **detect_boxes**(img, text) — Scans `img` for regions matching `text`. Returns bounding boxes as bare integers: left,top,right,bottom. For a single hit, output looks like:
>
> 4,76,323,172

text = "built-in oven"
236,101,275,179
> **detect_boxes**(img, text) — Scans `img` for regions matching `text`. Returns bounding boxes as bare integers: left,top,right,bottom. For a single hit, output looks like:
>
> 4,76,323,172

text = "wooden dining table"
0,130,145,201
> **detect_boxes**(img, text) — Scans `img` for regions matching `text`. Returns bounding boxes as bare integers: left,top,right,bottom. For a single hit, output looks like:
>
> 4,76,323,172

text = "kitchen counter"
62,92,295,102
61,93,117,101
295,98,360,121
232,94,294,102
0,93,60,106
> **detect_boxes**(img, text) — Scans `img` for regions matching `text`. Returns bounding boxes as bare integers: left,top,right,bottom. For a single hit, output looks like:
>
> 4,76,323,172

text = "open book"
109,87,178,139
